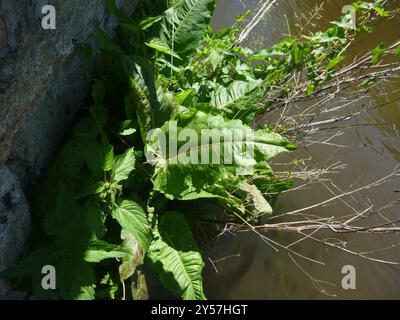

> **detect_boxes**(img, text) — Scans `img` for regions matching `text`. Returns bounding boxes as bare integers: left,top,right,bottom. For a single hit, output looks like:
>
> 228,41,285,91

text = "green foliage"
0,0,393,300
146,0,216,64
396,45,400,57
148,110,294,201
148,212,205,300
112,200,151,252
371,43,386,64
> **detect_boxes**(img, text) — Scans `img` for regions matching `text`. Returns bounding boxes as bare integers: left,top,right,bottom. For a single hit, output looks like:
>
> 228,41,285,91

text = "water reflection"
205,0,400,299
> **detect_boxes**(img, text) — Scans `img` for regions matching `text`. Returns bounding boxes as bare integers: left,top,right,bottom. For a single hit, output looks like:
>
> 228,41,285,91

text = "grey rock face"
0,8,7,49
0,0,138,298
0,166,31,298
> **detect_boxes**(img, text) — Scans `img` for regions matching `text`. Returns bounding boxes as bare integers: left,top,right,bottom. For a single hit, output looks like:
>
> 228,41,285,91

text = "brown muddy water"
204,0,400,299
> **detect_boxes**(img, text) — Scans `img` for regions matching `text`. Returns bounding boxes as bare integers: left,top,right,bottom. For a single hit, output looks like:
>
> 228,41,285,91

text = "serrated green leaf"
111,148,136,183
104,145,115,171
84,240,129,263
112,200,151,252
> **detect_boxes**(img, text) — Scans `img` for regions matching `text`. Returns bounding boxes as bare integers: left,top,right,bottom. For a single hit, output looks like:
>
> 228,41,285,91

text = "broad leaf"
148,212,205,300
112,200,151,252
147,0,215,63
119,229,144,283
112,148,136,183
130,60,177,140
210,80,266,121
146,111,295,200
84,240,129,263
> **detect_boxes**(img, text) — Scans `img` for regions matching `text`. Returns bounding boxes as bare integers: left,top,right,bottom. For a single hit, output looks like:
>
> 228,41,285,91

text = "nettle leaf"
112,200,151,252
147,111,294,200
148,212,205,300
111,148,136,183
104,145,115,171
119,229,144,283
147,0,215,63
84,240,129,263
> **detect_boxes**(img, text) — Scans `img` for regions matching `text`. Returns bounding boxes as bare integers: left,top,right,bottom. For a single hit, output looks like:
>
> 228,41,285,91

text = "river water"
205,0,400,299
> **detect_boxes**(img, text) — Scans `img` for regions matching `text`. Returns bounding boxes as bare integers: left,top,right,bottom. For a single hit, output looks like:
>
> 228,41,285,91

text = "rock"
0,7,7,49
0,0,138,298
0,166,31,298
0,0,138,173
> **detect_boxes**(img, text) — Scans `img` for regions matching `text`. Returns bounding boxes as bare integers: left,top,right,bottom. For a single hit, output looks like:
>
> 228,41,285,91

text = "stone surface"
0,166,31,299
0,0,138,298
0,8,7,49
